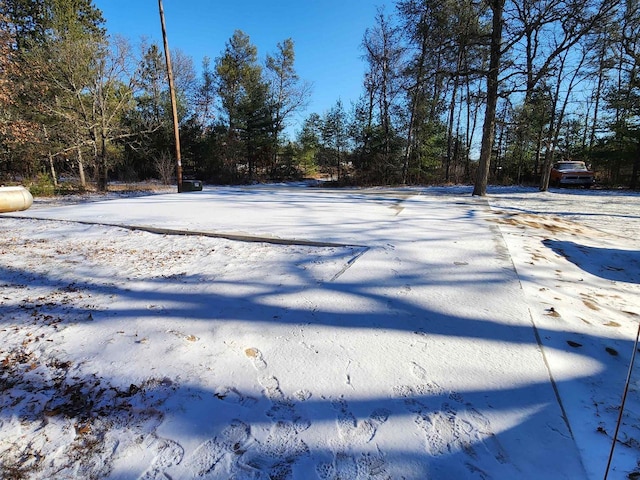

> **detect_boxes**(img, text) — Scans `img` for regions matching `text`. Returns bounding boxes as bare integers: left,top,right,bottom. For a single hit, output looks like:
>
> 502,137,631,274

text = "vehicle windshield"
555,161,588,171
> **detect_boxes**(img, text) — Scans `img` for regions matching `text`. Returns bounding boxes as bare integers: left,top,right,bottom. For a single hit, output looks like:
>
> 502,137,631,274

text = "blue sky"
92,0,396,134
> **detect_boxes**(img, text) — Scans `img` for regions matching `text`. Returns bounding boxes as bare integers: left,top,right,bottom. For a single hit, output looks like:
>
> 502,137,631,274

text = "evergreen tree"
193,56,217,132
266,38,311,170
215,30,273,181
296,113,322,176
321,100,349,182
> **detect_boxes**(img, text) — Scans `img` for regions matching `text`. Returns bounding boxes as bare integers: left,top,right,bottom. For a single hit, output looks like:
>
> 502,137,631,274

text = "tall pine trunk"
473,0,504,196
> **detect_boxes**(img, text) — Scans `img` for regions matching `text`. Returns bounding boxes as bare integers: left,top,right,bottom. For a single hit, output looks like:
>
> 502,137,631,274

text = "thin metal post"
603,321,640,480
158,0,183,193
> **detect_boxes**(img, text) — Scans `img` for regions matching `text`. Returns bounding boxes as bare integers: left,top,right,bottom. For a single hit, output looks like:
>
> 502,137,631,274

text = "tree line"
349,0,638,191
0,0,311,191
1,0,638,193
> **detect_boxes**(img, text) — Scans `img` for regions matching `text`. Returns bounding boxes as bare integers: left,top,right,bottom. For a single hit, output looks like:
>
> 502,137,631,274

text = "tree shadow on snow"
0,259,635,479
543,239,640,284
0,221,637,478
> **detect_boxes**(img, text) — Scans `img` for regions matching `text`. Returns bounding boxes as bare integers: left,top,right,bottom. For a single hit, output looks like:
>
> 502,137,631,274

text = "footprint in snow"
316,451,390,480
239,347,313,478
393,363,447,407
331,397,390,446
395,362,509,467
138,437,184,480
214,385,258,408
239,420,310,479
245,346,267,371
245,347,311,425
414,402,478,457
174,419,252,478
315,398,391,480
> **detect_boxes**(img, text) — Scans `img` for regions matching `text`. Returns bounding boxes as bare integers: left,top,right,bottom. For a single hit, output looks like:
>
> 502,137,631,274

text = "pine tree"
215,30,273,180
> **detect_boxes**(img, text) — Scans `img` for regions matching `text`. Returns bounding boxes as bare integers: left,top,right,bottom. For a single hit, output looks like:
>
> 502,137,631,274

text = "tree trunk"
77,145,86,188
97,131,108,192
48,152,58,188
403,91,417,184
473,0,504,196
42,126,58,187
589,40,607,149
465,71,482,181
446,50,463,183
403,44,427,183
631,144,640,190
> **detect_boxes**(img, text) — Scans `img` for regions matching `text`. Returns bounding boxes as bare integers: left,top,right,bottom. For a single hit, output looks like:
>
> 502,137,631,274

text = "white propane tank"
0,186,34,213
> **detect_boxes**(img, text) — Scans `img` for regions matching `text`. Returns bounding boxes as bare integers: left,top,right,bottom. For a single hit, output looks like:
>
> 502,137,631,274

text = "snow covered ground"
0,185,638,479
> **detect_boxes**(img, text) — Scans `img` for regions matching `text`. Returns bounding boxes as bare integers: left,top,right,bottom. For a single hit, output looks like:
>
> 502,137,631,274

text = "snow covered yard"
0,185,638,479
488,188,640,479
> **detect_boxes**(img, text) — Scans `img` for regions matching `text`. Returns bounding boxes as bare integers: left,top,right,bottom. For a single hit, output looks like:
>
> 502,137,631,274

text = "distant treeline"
1,0,638,192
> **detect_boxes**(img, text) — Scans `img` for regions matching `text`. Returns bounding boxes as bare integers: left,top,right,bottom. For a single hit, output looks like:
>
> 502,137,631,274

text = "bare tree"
540,42,590,190
154,150,174,184
362,7,405,180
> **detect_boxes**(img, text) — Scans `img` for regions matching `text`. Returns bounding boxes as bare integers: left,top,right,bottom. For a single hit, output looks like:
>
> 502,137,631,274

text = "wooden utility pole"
158,0,183,192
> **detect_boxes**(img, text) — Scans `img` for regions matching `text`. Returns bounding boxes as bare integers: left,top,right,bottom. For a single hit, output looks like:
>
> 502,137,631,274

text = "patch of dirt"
491,212,604,237
0,279,176,479
0,334,175,479
545,307,561,317
582,299,601,311
31,184,174,209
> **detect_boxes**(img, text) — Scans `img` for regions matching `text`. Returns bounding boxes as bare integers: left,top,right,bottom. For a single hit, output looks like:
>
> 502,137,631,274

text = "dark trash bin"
182,180,203,191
